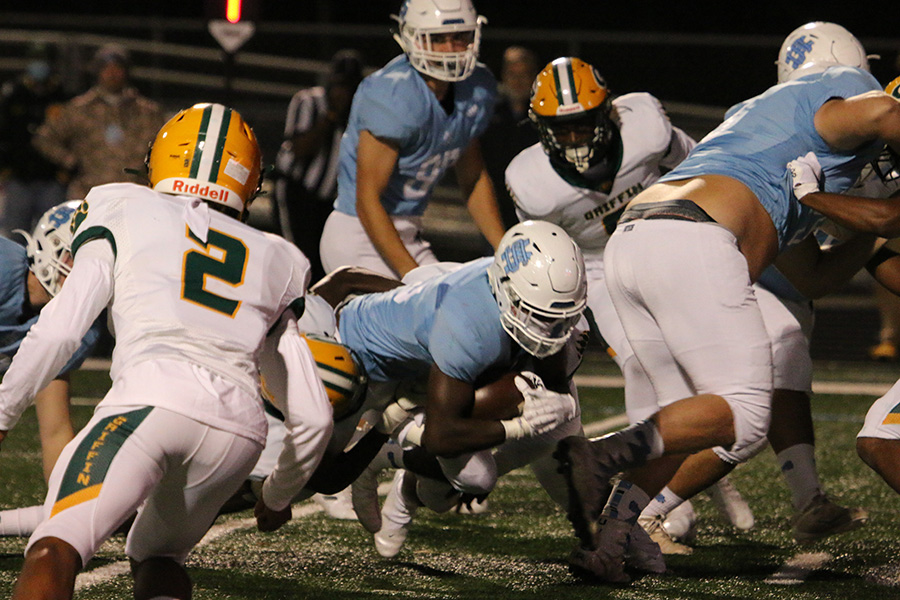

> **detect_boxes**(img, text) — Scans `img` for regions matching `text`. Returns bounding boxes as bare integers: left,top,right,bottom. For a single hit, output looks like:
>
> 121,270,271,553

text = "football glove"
500,371,577,440
377,395,420,435
788,151,823,201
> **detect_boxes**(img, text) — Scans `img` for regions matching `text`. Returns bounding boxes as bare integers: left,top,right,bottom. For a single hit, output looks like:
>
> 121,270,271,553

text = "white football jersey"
72,183,311,402
505,93,694,256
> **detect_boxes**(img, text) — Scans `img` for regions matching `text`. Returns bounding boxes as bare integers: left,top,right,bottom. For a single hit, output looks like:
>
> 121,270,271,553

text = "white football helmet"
391,0,486,82
488,221,587,358
777,22,873,83
14,200,82,297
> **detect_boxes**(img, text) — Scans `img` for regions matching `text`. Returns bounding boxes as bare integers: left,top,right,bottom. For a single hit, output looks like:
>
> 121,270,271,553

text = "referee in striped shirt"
274,50,363,281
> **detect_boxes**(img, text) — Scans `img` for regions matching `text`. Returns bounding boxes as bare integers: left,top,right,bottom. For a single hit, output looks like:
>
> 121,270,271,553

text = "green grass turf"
1,364,899,598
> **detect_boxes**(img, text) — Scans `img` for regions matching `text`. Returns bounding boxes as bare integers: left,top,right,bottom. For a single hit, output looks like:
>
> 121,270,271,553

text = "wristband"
866,246,900,275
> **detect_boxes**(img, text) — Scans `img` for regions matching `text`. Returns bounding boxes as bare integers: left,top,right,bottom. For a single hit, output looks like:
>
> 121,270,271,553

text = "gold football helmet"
147,103,262,215
529,57,615,173
302,333,368,422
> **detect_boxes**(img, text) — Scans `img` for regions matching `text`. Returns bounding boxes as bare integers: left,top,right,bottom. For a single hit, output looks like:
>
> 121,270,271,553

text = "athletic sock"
0,505,45,537
641,486,686,519
602,479,651,525
776,443,822,511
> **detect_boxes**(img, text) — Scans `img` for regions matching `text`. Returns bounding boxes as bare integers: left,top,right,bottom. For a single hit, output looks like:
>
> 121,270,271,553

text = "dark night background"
5,2,898,37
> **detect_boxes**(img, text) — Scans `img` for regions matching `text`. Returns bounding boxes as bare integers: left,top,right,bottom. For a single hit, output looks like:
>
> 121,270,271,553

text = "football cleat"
553,435,613,550
312,488,357,520
374,469,420,558
792,493,868,543
147,103,263,215
568,545,630,584
351,440,403,533
489,221,587,359
662,500,698,543
707,477,755,531
15,200,81,297
624,521,666,574
638,515,694,555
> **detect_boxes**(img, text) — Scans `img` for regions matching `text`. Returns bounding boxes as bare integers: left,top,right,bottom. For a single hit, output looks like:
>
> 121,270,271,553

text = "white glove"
787,151,823,200
376,395,420,435
500,371,577,440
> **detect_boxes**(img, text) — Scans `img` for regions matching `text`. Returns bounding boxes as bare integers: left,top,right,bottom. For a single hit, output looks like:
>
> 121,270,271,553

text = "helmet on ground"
777,22,872,83
529,57,615,173
302,333,368,421
391,0,486,82
147,103,262,215
488,220,587,358
14,200,81,297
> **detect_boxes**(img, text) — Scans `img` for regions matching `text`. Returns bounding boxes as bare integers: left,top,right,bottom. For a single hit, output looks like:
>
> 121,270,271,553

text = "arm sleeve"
261,317,334,511
0,240,114,431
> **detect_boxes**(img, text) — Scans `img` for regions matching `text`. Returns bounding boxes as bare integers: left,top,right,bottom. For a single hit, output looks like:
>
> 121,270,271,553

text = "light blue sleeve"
354,74,425,147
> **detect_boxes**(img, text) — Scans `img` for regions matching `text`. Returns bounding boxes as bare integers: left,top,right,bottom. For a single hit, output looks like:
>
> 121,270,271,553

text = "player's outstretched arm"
258,319,333,531
456,139,505,250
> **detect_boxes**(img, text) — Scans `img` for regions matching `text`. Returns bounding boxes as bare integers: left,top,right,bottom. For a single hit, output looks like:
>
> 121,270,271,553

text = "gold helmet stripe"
189,104,233,184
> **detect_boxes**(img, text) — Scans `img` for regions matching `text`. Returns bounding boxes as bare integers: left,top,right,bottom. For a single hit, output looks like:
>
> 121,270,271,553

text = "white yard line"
765,552,833,585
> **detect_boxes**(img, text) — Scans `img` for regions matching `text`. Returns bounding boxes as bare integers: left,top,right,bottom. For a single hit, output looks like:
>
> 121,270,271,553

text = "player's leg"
12,537,81,600
560,220,772,579
14,405,164,599
34,378,75,482
857,381,900,494
126,411,260,600
857,437,900,493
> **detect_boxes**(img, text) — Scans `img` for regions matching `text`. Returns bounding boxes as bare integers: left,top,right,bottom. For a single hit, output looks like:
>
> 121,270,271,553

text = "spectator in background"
0,43,69,237
481,45,541,229
32,43,165,199
274,49,364,282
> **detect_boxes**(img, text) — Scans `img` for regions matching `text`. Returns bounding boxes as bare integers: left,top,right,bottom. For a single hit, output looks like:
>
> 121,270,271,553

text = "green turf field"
2,361,899,599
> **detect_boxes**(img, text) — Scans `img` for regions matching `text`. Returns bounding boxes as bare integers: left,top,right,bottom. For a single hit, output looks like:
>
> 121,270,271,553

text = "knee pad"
438,451,497,496
721,386,771,457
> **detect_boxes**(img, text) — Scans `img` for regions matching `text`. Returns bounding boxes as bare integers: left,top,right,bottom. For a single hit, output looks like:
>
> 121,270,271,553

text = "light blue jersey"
333,55,496,217
338,257,520,384
0,236,101,375
659,67,883,249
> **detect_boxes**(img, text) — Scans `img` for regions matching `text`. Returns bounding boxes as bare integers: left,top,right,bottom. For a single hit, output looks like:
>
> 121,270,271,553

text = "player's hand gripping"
255,496,292,532
788,151,823,201
501,372,577,440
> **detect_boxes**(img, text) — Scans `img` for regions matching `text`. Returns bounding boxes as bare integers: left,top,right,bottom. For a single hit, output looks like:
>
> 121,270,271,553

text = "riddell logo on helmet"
171,180,230,202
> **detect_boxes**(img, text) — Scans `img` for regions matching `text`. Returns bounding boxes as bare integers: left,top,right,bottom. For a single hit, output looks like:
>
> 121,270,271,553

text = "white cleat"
662,500,697,543
374,469,419,558
312,488,357,520
707,477,754,531
638,515,694,555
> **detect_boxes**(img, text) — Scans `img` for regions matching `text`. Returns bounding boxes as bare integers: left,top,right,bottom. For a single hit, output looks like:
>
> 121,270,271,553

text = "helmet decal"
500,237,532,274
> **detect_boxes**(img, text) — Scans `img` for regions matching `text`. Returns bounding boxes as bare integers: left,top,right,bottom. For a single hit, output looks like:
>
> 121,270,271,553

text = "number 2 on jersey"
181,226,248,317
